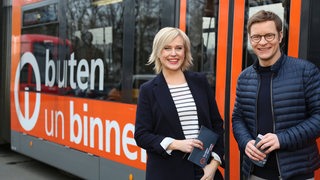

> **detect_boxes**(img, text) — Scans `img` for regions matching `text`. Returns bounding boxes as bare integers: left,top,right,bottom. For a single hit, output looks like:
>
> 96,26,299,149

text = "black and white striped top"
168,83,199,139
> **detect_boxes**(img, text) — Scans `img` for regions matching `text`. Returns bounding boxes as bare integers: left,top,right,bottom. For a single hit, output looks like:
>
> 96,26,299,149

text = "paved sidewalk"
0,144,80,180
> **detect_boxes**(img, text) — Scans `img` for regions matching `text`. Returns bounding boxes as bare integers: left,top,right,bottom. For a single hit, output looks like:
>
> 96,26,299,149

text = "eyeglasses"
250,33,276,43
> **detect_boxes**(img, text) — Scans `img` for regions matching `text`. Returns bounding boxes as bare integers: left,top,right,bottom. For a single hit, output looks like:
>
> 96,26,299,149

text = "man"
232,10,320,180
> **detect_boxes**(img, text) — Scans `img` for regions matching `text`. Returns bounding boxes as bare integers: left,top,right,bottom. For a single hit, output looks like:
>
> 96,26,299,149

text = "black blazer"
134,71,224,180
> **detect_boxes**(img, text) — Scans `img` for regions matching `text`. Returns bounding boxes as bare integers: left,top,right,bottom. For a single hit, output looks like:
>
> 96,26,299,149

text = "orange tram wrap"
0,0,319,179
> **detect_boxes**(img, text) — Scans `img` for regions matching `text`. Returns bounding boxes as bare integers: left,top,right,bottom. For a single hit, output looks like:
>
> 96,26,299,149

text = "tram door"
303,0,320,179
229,1,291,179
0,0,3,143
0,0,2,143
0,0,11,144
227,0,320,179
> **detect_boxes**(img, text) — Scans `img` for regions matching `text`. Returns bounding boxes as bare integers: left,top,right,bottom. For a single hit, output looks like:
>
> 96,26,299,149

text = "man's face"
249,20,283,67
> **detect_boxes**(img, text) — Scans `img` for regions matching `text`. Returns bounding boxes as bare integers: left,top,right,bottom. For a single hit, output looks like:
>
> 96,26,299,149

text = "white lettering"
45,49,56,87
57,60,68,88
90,58,104,90
14,52,41,131
83,103,88,146
68,53,77,89
122,123,137,160
141,148,147,163
90,117,103,150
105,120,121,155
69,101,145,163
70,101,82,144
45,109,65,139
77,59,89,89
44,50,105,91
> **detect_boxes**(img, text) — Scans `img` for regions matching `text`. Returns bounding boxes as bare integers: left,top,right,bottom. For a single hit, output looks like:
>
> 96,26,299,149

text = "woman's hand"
168,139,203,153
201,159,219,180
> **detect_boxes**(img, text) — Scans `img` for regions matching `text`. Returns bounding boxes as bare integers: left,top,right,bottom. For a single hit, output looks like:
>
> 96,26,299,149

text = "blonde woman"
134,27,224,180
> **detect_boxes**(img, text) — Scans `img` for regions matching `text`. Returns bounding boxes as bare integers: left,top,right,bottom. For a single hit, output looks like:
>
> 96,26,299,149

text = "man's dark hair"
247,10,282,35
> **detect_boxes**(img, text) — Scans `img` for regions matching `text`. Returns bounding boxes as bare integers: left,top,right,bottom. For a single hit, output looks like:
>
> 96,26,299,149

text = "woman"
134,27,224,180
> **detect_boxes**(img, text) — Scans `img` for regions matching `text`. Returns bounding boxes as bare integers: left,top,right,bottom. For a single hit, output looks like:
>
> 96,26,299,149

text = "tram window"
105,0,160,103
134,0,160,76
20,2,65,94
64,0,123,100
243,0,289,68
308,0,320,68
22,3,58,26
131,0,160,102
19,1,123,99
22,3,59,36
19,34,73,94
186,0,219,93
32,42,51,84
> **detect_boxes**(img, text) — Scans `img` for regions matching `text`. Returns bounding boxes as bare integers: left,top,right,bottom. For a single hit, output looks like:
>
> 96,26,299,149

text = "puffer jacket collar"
253,53,285,75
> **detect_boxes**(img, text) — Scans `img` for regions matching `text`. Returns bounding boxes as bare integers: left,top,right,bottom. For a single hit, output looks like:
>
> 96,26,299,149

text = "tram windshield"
18,0,221,103
244,0,288,68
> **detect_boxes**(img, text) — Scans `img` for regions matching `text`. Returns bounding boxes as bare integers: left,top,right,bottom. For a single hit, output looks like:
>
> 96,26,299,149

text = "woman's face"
159,36,185,73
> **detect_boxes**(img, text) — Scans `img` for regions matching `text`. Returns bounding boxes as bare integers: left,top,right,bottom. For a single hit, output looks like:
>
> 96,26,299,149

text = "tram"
0,0,319,179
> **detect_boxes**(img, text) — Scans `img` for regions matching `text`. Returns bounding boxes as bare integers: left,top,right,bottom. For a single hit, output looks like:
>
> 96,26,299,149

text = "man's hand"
256,133,280,154
245,140,266,161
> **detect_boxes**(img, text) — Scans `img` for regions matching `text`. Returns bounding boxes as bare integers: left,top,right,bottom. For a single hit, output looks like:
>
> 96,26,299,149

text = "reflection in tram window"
186,0,219,94
134,0,160,76
107,74,156,103
19,34,73,94
244,0,289,68
65,0,123,100
23,3,58,26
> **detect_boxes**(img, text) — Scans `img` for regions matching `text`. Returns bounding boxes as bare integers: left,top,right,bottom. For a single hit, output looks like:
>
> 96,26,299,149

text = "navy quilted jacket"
232,54,320,179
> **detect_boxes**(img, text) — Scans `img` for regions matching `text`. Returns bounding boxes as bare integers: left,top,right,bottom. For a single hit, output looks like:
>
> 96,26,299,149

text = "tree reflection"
65,0,124,98
134,0,160,74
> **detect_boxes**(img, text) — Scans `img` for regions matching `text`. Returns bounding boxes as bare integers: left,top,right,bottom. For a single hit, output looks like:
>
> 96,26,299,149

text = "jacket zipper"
270,73,282,180
250,74,261,174
255,76,260,139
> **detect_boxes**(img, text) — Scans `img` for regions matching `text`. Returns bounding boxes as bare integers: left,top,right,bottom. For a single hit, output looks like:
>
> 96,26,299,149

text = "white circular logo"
14,52,41,131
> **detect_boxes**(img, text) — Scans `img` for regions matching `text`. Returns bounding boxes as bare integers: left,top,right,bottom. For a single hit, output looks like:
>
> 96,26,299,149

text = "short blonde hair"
147,27,193,74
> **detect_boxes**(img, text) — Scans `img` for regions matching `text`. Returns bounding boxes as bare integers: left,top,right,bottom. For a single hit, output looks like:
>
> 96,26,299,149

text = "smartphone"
251,134,268,167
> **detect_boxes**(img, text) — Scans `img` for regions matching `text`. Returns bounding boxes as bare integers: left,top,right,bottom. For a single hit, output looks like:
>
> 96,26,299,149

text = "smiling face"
250,20,283,67
159,35,185,73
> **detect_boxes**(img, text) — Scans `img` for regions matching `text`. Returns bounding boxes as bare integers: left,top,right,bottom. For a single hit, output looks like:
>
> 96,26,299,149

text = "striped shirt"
168,83,199,139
